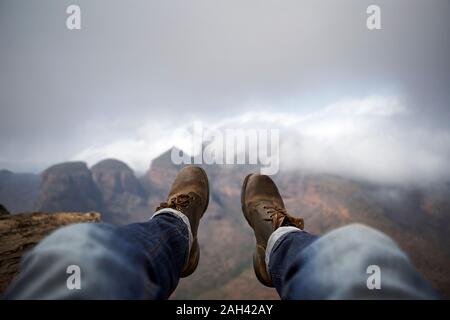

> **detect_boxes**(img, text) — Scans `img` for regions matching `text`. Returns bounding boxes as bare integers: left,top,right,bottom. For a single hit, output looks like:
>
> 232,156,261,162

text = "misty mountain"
0,170,39,214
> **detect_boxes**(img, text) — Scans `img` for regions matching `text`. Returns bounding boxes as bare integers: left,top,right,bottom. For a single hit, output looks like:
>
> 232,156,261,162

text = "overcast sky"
1,0,449,184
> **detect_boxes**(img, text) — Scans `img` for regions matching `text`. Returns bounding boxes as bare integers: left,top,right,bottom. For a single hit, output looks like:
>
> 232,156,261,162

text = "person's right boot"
241,173,304,287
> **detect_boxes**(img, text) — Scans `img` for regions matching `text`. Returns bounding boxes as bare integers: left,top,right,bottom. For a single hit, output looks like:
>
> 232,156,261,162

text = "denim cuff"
265,226,303,273
151,208,193,263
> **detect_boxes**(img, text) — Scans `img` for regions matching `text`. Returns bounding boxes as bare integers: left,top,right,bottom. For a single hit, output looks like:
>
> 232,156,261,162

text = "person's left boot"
241,173,304,287
155,166,209,277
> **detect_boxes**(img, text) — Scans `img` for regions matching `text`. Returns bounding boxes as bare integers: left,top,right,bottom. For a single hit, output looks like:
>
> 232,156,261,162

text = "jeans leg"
268,223,438,299
4,212,189,299
267,227,318,293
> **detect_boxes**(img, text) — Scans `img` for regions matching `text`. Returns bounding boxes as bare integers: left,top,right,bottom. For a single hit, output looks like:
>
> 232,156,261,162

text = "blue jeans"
5,212,189,299
4,211,437,299
268,225,437,299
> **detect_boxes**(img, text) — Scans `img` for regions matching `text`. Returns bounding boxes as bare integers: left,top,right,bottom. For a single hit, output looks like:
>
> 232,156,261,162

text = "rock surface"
0,211,101,294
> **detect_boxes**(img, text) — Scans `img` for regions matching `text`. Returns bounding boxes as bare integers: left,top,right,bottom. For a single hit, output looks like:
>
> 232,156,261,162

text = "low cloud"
277,96,450,185
73,95,450,185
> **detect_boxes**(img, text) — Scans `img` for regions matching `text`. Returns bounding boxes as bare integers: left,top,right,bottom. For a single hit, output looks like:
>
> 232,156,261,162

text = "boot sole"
181,166,209,278
241,174,274,287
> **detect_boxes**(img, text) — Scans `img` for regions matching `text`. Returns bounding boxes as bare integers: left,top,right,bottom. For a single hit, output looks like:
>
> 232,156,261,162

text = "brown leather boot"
156,165,209,277
241,173,304,287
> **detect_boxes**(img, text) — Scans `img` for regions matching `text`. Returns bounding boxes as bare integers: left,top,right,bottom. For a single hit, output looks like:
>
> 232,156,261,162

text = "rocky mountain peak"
35,161,103,213
91,159,145,198
149,147,185,170
0,203,9,216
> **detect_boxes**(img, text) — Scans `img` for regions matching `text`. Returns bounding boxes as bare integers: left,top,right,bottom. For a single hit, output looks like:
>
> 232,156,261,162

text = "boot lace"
156,194,192,212
263,205,304,230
